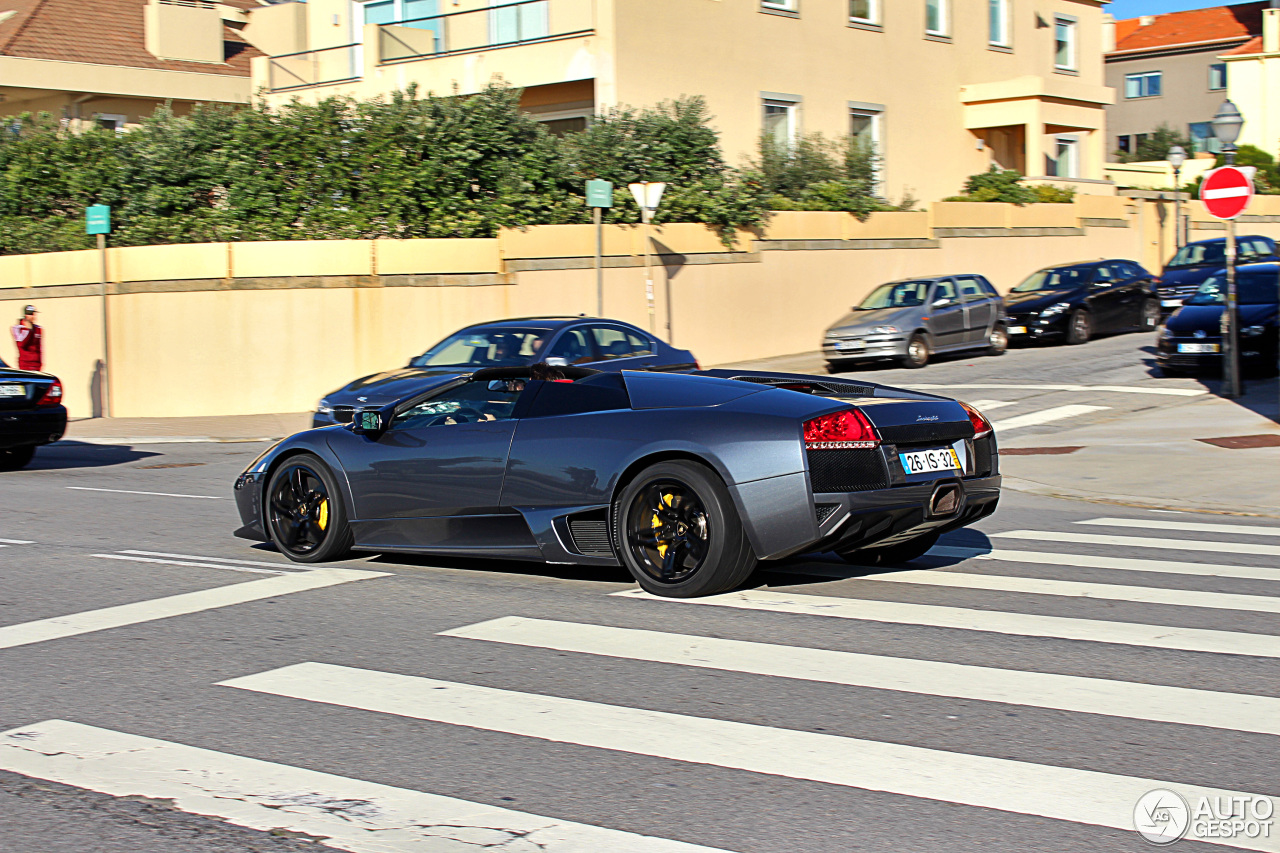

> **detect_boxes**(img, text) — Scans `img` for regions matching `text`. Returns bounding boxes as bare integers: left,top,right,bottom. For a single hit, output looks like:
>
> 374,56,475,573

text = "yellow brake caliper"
652,493,674,556
317,498,329,532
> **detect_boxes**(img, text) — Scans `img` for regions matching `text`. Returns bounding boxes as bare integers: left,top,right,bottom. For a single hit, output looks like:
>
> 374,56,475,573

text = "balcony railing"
378,0,593,65
268,43,362,92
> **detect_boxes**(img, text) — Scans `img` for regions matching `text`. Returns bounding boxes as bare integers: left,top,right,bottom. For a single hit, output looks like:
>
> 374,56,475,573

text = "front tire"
614,461,757,598
265,453,353,563
900,333,930,369
0,446,36,471
838,531,940,566
987,324,1008,356
1066,310,1091,345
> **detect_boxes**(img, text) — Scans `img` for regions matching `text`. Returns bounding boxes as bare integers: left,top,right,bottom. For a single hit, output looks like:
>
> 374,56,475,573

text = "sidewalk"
65,412,312,445
998,384,1280,517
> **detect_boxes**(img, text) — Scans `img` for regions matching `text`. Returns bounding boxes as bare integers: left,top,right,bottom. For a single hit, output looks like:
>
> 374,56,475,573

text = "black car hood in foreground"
1003,288,1082,312
1166,302,1279,335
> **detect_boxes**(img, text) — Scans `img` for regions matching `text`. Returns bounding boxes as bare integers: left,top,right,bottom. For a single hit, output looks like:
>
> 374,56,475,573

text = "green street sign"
586,179,613,208
86,204,111,235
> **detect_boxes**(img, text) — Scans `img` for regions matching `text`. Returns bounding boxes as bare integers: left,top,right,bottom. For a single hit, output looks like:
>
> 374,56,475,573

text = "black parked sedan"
1003,260,1159,345
1156,235,1277,319
0,358,66,470
1156,263,1279,375
314,316,698,427
237,367,1000,598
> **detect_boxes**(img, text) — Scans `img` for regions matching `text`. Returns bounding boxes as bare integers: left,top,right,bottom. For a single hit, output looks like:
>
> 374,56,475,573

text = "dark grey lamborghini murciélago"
234,367,1000,598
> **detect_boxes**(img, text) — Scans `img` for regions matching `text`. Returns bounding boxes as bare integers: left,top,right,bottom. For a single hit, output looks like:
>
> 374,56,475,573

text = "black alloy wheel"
987,324,1008,356
1141,299,1160,330
0,446,35,471
266,454,352,563
901,333,930,369
614,460,757,598
1066,309,1091,345
839,531,940,566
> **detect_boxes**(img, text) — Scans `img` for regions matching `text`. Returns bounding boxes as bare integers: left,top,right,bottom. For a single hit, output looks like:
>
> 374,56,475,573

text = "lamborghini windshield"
409,328,552,368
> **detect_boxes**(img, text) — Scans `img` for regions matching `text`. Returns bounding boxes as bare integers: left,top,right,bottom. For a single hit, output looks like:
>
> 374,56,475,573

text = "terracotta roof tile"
1224,33,1266,54
0,0,260,76
1111,2,1266,54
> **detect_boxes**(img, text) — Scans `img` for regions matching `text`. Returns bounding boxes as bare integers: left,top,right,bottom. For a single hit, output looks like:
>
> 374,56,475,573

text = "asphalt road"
2,332,1277,853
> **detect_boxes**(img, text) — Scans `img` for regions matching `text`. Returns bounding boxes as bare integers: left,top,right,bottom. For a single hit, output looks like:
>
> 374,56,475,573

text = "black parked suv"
1157,236,1278,319
0,358,67,470
1003,260,1160,345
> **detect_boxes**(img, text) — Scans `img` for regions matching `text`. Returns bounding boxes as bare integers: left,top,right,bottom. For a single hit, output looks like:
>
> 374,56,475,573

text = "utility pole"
628,182,667,334
585,179,612,316
86,204,112,417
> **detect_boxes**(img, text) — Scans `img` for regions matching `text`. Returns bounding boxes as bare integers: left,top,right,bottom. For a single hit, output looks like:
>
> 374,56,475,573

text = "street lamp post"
1212,99,1245,398
1167,144,1188,249
628,182,667,334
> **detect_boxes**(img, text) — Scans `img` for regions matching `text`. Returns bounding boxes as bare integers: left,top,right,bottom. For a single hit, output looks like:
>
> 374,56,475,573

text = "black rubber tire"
1065,310,1091,345
825,359,851,375
839,531,941,567
613,460,757,598
1140,299,1160,330
900,333,930,369
0,445,36,471
265,453,354,563
987,324,1008,356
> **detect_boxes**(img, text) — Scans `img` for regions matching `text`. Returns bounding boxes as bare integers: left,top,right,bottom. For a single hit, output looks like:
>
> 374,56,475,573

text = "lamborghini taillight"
803,409,879,449
960,401,993,438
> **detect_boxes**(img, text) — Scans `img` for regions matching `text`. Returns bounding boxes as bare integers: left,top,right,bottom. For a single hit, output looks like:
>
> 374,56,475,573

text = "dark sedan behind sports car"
238,367,999,598
314,316,697,426
1003,259,1159,345
1157,236,1277,318
0,357,67,470
1156,263,1279,375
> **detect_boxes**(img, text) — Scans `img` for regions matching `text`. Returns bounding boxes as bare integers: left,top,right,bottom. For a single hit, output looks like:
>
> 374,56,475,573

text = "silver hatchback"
823,274,1007,370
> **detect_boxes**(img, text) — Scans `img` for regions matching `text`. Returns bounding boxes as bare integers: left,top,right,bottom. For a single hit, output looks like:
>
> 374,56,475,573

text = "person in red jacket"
11,305,42,372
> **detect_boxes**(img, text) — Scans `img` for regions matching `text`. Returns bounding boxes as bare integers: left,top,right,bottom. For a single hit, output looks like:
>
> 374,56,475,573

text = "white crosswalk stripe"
0,721,732,853
930,544,1280,583
991,405,1110,431
220,662,1280,852
0,538,35,545
611,588,1280,657
993,529,1280,557
909,383,1207,397
1077,517,1280,538
440,616,1280,736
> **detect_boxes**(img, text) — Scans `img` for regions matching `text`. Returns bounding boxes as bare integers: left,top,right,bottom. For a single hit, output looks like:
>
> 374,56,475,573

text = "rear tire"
613,460,757,598
265,453,353,563
825,359,851,374
900,333,930,369
0,446,36,471
1066,310,1091,345
838,531,940,567
987,324,1008,356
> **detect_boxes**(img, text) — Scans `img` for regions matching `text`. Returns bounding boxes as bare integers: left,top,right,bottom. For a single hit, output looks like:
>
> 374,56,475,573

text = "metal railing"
268,43,362,92
378,0,593,65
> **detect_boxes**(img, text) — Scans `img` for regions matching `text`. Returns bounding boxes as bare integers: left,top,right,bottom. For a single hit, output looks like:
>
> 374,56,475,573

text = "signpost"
86,204,111,417
628,182,666,333
586,180,612,317
1199,166,1256,399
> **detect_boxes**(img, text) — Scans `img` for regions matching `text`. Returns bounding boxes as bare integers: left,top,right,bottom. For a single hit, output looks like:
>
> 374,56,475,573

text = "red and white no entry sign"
1199,165,1256,220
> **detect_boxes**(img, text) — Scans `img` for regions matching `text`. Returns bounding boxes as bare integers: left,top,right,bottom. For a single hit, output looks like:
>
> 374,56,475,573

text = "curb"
58,437,283,446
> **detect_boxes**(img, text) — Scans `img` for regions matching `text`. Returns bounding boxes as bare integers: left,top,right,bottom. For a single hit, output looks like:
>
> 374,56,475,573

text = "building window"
1054,17,1076,70
532,109,592,137
362,0,439,29
763,98,799,149
989,0,1009,46
95,114,127,133
1189,122,1222,155
1117,135,1131,155
1047,136,1078,178
850,108,883,189
1209,63,1227,91
489,0,548,44
850,0,877,24
762,0,797,11
926,0,948,35
1124,71,1162,99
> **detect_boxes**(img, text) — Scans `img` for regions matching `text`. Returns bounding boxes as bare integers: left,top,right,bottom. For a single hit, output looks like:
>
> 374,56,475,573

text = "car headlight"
316,400,333,414
1040,302,1072,318
870,325,900,335
1241,325,1266,337
1158,327,1173,341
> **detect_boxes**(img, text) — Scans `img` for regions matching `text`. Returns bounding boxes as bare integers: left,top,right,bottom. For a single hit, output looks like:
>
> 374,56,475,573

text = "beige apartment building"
244,0,1114,202
0,0,260,131
1104,2,1267,162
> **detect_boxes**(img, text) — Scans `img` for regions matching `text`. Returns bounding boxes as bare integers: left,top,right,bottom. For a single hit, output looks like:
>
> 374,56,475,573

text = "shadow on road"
18,441,161,471
751,530,995,588
1139,344,1280,424
363,551,634,586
